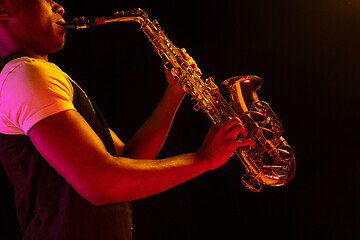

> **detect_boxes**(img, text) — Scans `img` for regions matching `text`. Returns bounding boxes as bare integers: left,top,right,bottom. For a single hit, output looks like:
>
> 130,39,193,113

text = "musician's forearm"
123,85,185,159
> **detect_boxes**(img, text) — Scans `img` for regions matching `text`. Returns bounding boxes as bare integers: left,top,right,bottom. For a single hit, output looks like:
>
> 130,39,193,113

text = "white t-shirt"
0,57,76,135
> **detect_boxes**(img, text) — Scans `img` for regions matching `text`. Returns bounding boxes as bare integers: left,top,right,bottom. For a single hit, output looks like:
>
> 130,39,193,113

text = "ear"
0,3,10,20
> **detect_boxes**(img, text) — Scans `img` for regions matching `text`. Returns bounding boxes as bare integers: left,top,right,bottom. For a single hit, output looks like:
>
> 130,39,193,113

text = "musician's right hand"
197,118,255,170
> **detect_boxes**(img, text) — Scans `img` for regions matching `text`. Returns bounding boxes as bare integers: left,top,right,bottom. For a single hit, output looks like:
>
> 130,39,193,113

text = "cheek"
21,3,52,28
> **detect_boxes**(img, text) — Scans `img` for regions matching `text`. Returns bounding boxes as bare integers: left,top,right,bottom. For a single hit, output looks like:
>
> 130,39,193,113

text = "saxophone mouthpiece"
64,21,76,29
65,17,90,30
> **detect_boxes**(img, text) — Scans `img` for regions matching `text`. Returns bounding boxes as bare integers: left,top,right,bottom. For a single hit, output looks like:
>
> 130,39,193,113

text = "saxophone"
65,8,295,192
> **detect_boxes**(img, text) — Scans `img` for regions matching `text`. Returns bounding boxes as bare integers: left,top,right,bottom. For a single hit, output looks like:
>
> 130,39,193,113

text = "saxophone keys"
193,103,201,111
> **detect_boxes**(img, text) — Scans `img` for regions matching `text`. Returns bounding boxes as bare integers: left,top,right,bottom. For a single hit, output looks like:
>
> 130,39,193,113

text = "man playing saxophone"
0,0,255,239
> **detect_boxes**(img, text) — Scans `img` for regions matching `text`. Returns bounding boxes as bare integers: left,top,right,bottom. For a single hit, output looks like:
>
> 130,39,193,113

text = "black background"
1,0,359,239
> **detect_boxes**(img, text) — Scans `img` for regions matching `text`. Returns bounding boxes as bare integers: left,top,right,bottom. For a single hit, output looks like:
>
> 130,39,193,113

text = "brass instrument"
65,8,295,192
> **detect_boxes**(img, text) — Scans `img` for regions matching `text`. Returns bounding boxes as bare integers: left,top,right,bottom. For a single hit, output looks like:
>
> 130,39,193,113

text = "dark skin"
0,0,255,205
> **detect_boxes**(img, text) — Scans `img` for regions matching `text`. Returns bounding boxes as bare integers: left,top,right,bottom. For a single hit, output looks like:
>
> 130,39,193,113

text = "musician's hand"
164,68,185,96
164,48,202,95
179,48,202,75
197,118,255,170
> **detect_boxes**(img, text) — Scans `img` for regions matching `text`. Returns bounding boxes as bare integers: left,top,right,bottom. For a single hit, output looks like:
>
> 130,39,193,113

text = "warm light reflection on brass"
65,8,296,192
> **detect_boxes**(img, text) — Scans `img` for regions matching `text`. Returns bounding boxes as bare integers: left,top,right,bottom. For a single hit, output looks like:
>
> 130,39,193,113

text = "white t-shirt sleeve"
0,58,76,135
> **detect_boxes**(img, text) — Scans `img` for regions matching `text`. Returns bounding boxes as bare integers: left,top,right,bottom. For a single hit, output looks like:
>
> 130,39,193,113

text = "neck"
0,48,49,61
22,52,49,61
0,30,49,61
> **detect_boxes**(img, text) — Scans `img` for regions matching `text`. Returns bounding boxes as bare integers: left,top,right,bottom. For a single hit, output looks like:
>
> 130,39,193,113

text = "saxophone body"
66,8,295,192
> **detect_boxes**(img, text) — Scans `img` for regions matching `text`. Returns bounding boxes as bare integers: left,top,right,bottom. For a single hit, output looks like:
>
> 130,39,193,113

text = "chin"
50,39,66,54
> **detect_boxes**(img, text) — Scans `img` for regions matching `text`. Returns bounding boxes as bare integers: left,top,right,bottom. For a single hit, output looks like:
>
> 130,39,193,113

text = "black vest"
0,55,132,240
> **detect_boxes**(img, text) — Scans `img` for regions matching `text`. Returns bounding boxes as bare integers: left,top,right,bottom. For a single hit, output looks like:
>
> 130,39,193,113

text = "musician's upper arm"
28,110,114,204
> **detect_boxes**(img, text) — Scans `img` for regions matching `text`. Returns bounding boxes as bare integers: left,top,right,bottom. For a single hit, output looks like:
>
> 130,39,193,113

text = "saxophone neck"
65,8,149,30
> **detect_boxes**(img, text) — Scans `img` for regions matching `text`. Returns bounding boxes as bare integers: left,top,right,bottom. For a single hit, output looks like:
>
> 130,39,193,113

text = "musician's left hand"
164,48,201,95
164,68,185,96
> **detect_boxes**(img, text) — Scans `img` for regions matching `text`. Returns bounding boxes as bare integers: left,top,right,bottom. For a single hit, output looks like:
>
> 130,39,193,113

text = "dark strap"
71,83,118,156
0,53,25,72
